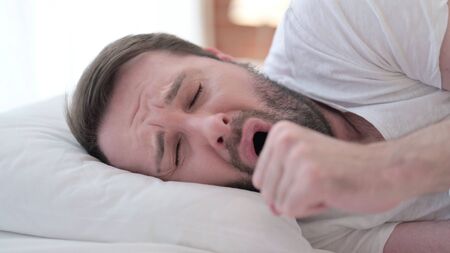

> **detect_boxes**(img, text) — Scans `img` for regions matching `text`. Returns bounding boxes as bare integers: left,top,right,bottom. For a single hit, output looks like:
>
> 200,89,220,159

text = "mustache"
228,110,276,143
224,110,275,176
223,112,250,175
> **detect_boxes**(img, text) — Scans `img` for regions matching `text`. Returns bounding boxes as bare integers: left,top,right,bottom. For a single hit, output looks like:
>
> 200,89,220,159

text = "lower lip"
239,118,271,166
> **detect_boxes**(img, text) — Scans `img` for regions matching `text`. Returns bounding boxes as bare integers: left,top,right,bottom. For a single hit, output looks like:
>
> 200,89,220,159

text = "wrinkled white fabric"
264,0,450,140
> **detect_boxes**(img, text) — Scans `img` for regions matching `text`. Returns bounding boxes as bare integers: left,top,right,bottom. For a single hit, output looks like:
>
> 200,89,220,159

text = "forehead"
115,51,188,97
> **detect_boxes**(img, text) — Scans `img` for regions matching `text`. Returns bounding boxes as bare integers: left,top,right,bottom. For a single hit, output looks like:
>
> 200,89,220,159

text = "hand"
252,121,414,218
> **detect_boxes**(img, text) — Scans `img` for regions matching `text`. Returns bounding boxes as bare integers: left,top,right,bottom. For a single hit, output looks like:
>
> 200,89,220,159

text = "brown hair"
66,33,220,163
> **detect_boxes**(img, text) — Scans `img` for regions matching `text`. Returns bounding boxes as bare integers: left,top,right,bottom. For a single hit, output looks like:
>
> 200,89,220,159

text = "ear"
204,47,235,62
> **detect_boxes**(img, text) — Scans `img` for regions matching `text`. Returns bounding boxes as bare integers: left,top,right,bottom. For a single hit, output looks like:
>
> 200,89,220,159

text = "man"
66,0,450,252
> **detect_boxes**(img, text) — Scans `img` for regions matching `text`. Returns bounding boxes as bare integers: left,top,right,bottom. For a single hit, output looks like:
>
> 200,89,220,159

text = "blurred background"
0,0,289,112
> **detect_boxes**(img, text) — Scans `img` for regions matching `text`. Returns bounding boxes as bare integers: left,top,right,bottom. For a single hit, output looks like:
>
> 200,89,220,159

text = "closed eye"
188,83,203,109
175,137,181,167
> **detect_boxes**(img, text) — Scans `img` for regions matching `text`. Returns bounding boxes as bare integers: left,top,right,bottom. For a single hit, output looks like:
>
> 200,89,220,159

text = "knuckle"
286,147,302,165
275,129,296,145
293,142,310,157
278,131,293,145
284,140,312,166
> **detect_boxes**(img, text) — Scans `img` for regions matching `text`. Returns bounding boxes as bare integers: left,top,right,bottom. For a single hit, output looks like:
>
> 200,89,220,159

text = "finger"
281,189,318,218
253,121,291,190
260,146,284,210
274,162,295,213
282,191,327,218
292,203,328,218
269,203,281,216
274,145,302,212
280,175,325,218
252,131,276,189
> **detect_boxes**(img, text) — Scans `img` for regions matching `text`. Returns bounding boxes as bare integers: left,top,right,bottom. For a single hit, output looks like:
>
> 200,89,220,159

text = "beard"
224,64,333,192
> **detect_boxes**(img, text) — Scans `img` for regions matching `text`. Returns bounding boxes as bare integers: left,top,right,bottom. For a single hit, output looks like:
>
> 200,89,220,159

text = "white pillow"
0,96,328,253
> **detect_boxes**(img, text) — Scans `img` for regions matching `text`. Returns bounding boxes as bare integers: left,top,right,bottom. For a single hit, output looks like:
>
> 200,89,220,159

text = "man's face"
98,51,330,191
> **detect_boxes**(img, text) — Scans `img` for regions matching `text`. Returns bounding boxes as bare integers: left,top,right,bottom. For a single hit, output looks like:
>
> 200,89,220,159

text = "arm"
387,118,450,196
384,221,450,253
252,119,450,217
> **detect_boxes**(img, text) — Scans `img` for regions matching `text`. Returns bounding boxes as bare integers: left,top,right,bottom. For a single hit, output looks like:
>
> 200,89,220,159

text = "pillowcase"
0,95,324,253
0,230,218,253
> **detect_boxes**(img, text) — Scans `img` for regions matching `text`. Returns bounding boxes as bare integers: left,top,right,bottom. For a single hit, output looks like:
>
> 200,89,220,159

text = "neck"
315,102,384,143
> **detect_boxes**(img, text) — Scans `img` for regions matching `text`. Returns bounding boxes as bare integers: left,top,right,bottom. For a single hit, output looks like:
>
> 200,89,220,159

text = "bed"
0,95,333,252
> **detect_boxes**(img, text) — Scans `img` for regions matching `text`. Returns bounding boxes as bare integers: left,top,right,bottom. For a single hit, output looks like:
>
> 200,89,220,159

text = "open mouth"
252,131,268,156
239,117,272,165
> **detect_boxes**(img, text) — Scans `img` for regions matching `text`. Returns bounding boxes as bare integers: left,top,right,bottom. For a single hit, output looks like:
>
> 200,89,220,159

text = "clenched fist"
252,121,418,218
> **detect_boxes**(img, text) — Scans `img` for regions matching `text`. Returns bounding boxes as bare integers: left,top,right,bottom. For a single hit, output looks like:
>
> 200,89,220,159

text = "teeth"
253,132,268,156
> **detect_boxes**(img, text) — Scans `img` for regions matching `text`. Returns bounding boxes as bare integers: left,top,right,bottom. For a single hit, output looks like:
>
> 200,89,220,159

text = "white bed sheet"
0,231,214,253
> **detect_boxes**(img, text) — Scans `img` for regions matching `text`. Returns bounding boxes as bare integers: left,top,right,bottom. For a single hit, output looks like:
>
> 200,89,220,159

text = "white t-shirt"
263,0,450,252
264,0,450,140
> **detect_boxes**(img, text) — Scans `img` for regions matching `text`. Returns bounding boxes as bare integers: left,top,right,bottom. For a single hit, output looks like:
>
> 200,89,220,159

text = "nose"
147,107,233,159
186,113,231,151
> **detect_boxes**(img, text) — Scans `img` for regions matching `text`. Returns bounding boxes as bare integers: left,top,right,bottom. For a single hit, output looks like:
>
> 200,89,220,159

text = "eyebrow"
155,131,165,174
164,72,186,105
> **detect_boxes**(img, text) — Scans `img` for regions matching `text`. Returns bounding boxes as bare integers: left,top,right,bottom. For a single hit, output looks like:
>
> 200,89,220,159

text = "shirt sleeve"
262,11,293,83
352,0,449,89
265,0,449,90
301,222,398,253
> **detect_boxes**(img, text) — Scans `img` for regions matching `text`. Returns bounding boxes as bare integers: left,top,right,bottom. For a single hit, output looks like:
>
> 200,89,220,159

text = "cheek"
207,74,259,109
206,90,260,113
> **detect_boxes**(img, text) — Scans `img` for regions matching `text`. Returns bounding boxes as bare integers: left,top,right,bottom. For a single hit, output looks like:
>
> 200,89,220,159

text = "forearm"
384,221,450,253
253,119,450,217
377,119,450,198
